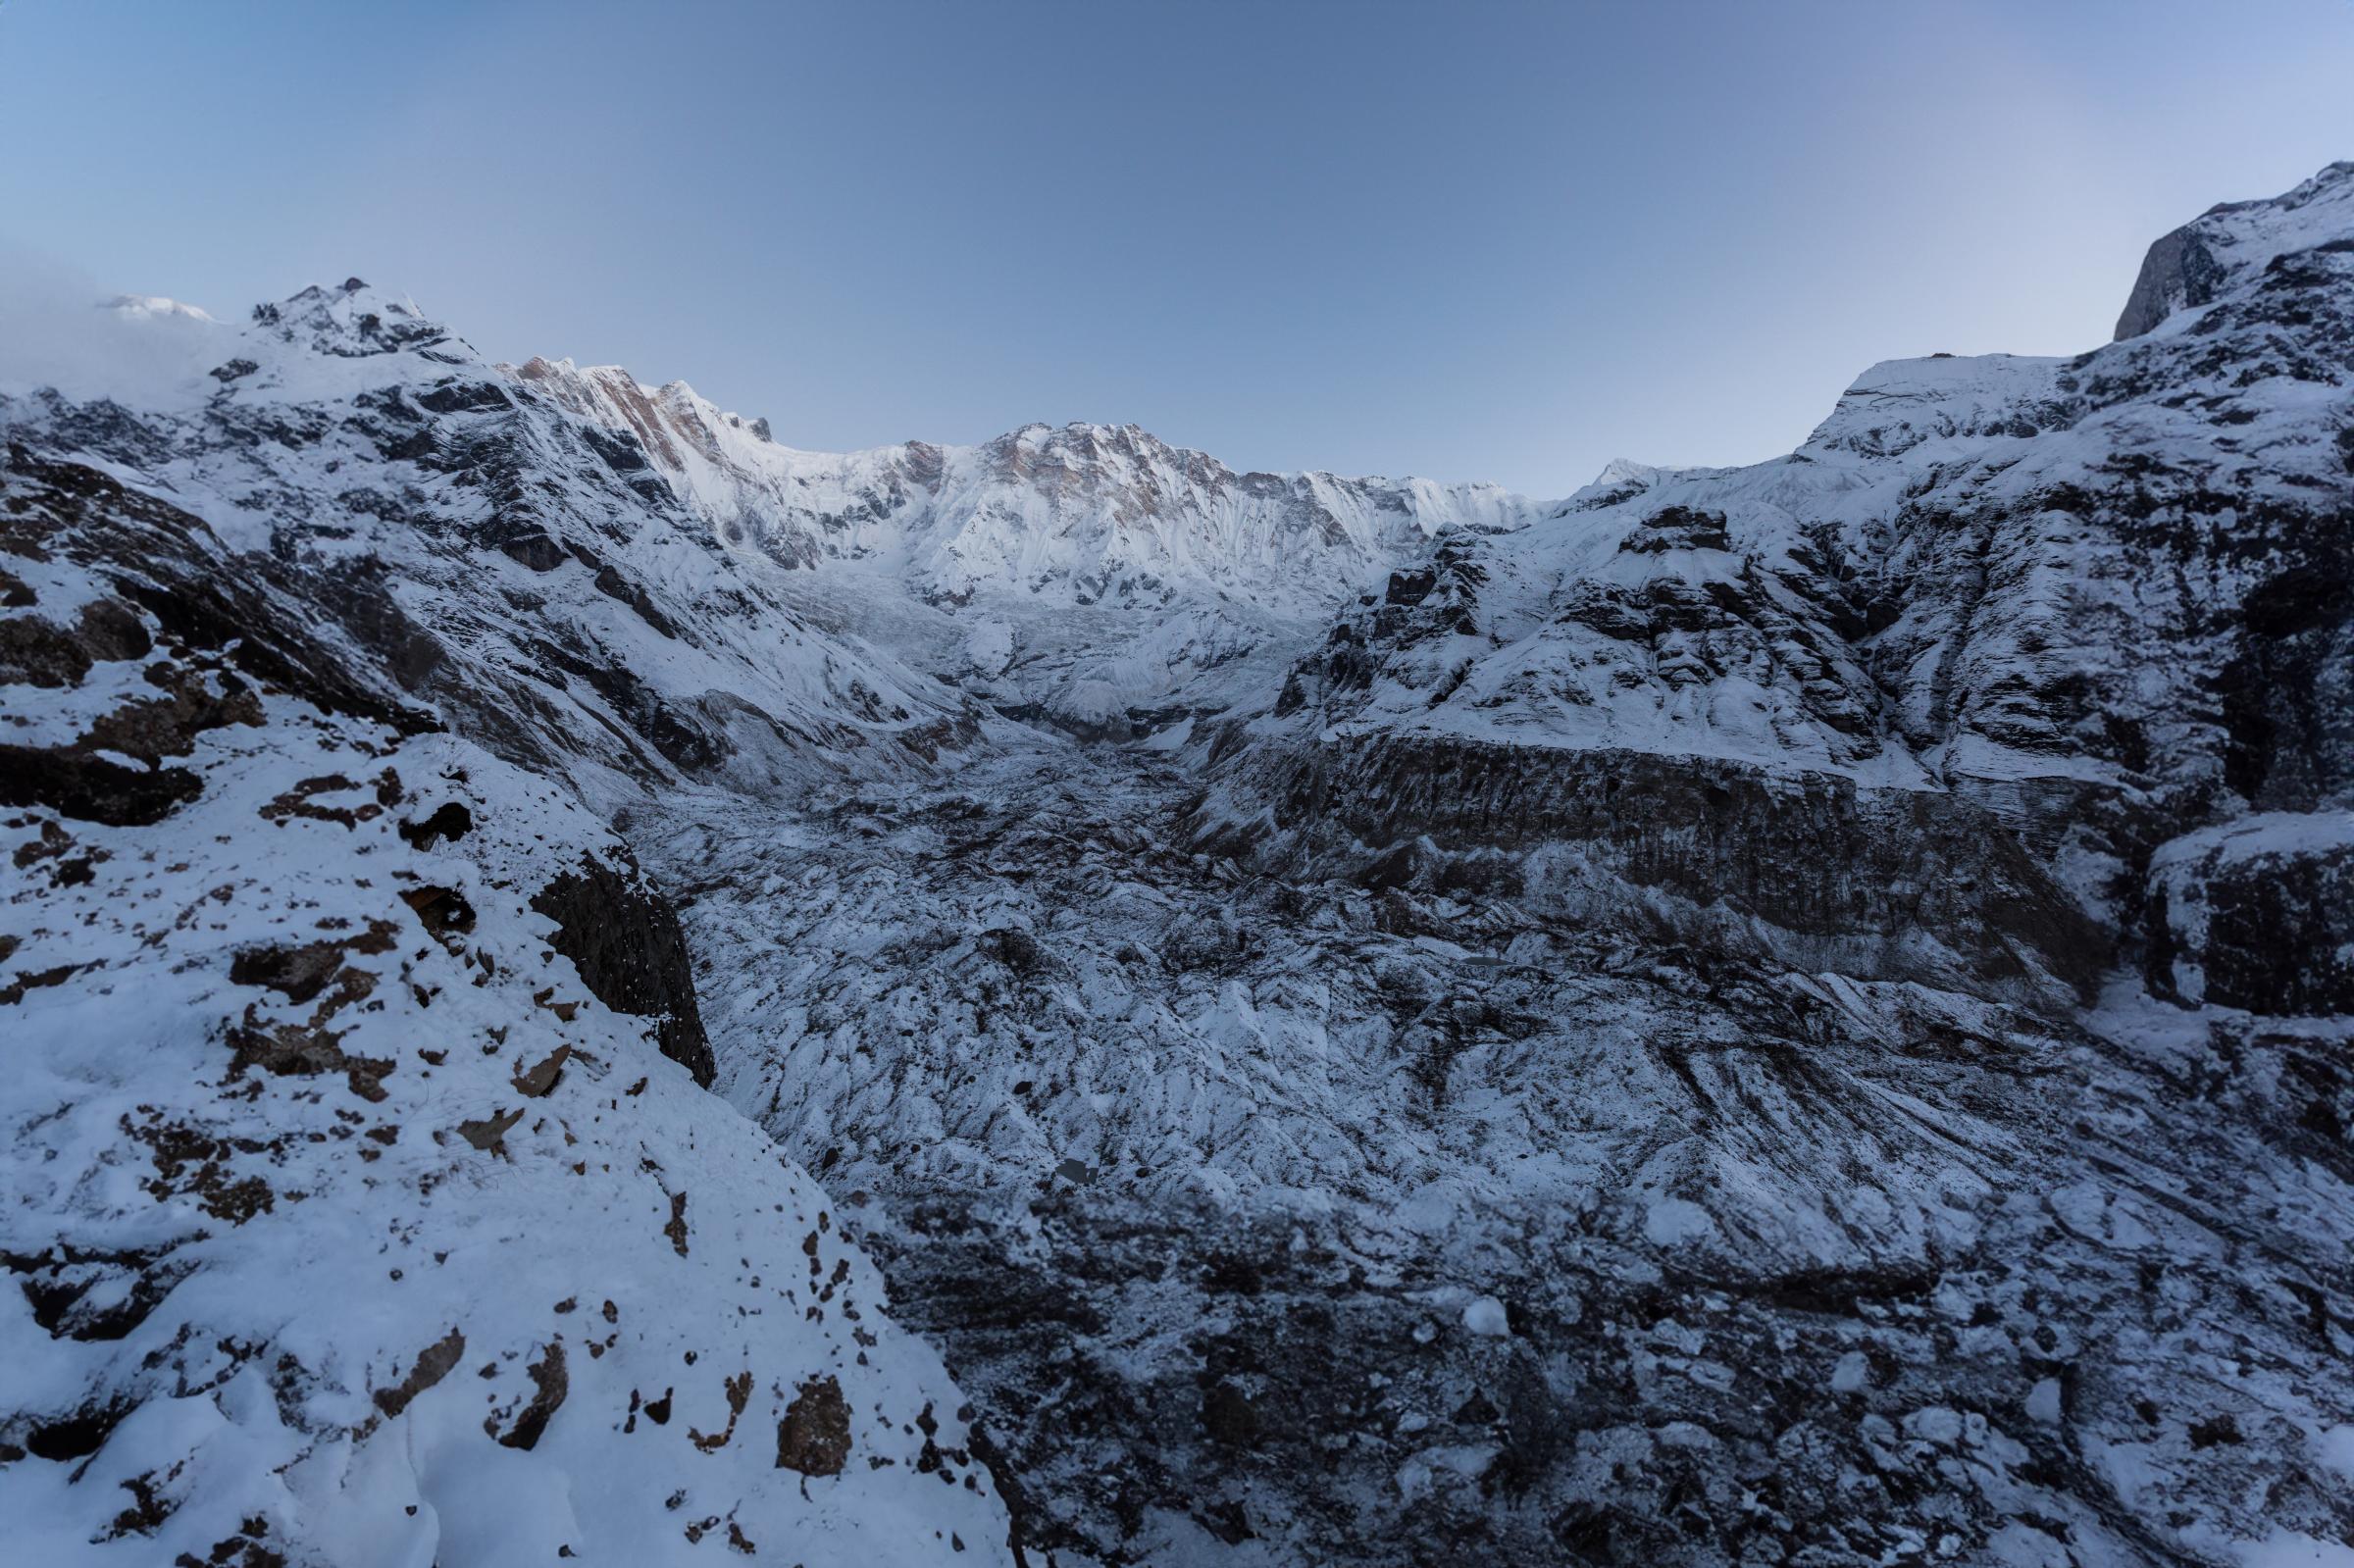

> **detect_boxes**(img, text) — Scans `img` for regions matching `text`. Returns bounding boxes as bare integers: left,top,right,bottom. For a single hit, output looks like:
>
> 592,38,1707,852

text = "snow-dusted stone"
1459,1296,1509,1338
2147,811,2354,1013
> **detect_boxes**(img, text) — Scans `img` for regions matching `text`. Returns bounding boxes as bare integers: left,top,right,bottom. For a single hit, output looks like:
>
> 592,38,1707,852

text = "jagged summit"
492,349,1541,733
2113,157,2354,338
246,275,457,361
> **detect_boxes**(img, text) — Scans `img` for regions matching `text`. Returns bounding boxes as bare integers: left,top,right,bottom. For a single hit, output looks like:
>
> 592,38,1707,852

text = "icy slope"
0,451,1011,1564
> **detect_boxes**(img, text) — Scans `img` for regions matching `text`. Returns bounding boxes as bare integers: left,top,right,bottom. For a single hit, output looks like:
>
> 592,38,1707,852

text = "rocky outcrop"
2147,813,2354,1013
1211,733,2107,1000
532,853,716,1086
2113,223,2231,340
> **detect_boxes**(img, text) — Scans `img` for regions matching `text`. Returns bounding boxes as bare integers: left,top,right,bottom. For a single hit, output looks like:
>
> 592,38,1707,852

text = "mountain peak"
252,277,454,359
2114,158,2354,339
1589,456,1667,489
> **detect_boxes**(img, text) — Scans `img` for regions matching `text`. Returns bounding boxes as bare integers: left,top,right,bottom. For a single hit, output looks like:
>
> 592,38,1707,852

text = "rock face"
2146,811,2354,1013
1211,733,2107,999
2113,224,2232,341
532,853,715,1086
2114,160,2354,338
4,163,2353,1568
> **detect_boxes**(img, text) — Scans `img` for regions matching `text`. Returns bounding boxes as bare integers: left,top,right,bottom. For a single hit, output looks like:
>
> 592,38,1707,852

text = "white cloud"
0,246,224,408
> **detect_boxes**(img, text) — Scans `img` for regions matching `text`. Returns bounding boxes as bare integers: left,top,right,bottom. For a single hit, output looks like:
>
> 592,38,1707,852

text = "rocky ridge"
0,448,1009,1564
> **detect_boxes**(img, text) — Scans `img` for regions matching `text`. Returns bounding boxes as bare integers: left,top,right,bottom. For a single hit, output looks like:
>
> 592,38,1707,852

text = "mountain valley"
3,163,2352,1568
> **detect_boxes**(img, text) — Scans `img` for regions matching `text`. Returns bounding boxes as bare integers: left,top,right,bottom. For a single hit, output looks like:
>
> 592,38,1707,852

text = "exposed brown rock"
373,1328,466,1419
774,1376,851,1476
230,921,396,1006
489,1339,568,1450
227,1018,397,1103
0,743,202,826
259,772,386,830
398,800,474,848
512,1045,572,1097
457,1106,525,1156
399,884,477,941
690,1370,753,1452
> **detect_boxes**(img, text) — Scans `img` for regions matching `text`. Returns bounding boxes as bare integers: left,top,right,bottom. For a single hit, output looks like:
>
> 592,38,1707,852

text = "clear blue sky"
3,0,2349,494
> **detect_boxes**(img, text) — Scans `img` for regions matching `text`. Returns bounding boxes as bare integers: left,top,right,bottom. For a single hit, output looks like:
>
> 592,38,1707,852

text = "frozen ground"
643,735,2354,1566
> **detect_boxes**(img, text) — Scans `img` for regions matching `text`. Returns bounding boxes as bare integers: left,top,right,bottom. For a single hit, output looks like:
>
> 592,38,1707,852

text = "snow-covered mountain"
0,284,1017,1564
0,449,1011,1564
1213,159,2354,1009
102,294,218,324
504,354,1540,735
4,162,2351,1568
5,280,984,800
505,356,1532,609
2114,158,2354,337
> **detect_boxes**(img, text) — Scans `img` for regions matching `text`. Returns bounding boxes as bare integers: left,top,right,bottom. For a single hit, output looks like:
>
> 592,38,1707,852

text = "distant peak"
500,353,789,462
247,277,455,360
990,419,1173,456
1589,457,1665,489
